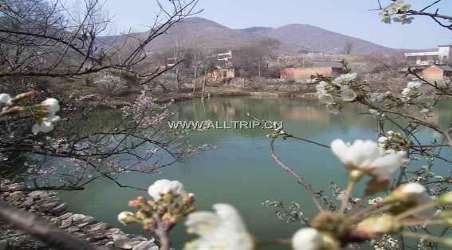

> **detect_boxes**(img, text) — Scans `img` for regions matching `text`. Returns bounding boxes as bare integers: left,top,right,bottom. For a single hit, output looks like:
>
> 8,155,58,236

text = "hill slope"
239,23,393,54
102,17,395,54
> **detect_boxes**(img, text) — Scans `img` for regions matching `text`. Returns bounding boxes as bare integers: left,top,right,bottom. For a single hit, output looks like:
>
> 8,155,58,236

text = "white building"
405,45,452,66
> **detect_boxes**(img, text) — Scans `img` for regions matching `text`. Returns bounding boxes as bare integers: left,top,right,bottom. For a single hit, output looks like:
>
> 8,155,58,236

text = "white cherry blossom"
407,81,422,89
332,73,358,86
185,204,253,250
340,86,358,102
316,75,358,105
401,81,423,101
0,93,12,105
292,228,323,250
316,82,335,104
148,179,186,200
32,120,54,135
32,115,61,135
331,139,408,180
40,98,60,114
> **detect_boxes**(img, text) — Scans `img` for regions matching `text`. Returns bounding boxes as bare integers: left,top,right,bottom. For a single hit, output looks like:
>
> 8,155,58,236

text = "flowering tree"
259,10,452,245
119,175,451,249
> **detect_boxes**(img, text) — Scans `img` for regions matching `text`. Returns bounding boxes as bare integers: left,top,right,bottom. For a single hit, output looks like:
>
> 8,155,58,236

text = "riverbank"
75,84,318,109
154,86,318,104
0,179,156,250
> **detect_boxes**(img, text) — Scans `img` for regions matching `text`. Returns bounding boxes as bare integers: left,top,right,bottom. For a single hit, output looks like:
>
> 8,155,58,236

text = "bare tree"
232,38,280,78
0,0,201,249
0,0,200,189
0,0,199,82
343,41,353,55
0,0,200,248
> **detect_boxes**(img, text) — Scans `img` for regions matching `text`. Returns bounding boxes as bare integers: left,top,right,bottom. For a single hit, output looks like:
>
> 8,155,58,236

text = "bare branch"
0,200,105,250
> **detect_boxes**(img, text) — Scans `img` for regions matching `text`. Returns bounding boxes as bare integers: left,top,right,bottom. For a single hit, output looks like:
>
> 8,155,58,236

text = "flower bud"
386,183,427,203
437,192,452,205
349,170,364,182
118,211,136,225
439,211,452,226
2,106,26,115
444,238,452,248
128,196,146,208
182,192,195,205
143,218,156,230
162,212,177,226
135,210,148,220
14,91,37,101
356,214,400,238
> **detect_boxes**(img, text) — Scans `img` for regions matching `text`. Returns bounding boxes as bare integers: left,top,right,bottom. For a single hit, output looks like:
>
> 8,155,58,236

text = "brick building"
405,45,452,66
207,68,235,82
421,65,452,81
280,61,346,81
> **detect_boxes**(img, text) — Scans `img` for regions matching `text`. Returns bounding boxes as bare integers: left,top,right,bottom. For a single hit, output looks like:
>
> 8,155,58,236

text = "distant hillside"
145,17,257,50
101,17,396,55
239,23,394,54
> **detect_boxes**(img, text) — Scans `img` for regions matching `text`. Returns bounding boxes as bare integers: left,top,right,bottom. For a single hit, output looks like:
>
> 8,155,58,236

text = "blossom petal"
184,204,253,250
292,228,323,250
186,211,221,235
148,179,186,200
341,87,357,102
0,93,12,105
41,98,60,114
331,139,350,164
370,151,407,180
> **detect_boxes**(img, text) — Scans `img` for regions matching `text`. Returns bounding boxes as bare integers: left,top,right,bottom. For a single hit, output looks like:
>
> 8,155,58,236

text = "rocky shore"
0,179,157,250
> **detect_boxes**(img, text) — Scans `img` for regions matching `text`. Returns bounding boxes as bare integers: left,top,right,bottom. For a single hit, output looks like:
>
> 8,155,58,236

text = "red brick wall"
422,66,444,80
280,67,333,80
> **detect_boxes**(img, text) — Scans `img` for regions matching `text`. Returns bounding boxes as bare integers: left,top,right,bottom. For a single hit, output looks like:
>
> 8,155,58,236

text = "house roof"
400,66,424,72
405,51,439,57
401,64,452,72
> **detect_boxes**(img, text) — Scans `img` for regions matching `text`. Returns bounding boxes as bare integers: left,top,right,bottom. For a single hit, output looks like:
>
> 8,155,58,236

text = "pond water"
59,97,452,249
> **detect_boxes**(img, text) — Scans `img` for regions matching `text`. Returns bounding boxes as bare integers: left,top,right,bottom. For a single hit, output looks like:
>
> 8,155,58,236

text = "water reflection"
59,97,452,250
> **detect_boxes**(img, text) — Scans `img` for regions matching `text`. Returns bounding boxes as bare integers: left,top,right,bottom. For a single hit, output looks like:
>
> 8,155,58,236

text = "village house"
207,67,235,82
280,61,346,81
421,65,452,81
404,45,452,66
403,45,452,81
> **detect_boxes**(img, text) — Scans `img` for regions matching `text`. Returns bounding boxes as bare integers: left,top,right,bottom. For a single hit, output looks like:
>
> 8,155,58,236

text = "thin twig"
270,138,324,211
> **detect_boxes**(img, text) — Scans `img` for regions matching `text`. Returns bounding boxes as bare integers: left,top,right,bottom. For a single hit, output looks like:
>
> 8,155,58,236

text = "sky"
102,0,452,49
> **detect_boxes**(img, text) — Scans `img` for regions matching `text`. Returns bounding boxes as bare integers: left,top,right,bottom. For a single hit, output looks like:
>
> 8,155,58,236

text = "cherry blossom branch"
152,215,171,250
270,138,324,211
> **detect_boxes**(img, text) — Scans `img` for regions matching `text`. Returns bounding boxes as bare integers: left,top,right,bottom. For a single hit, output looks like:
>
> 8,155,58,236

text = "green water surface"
59,97,452,249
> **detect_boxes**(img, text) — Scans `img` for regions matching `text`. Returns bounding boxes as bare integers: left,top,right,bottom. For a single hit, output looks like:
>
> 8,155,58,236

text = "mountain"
144,17,257,50
239,23,393,54
102,17,395,54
